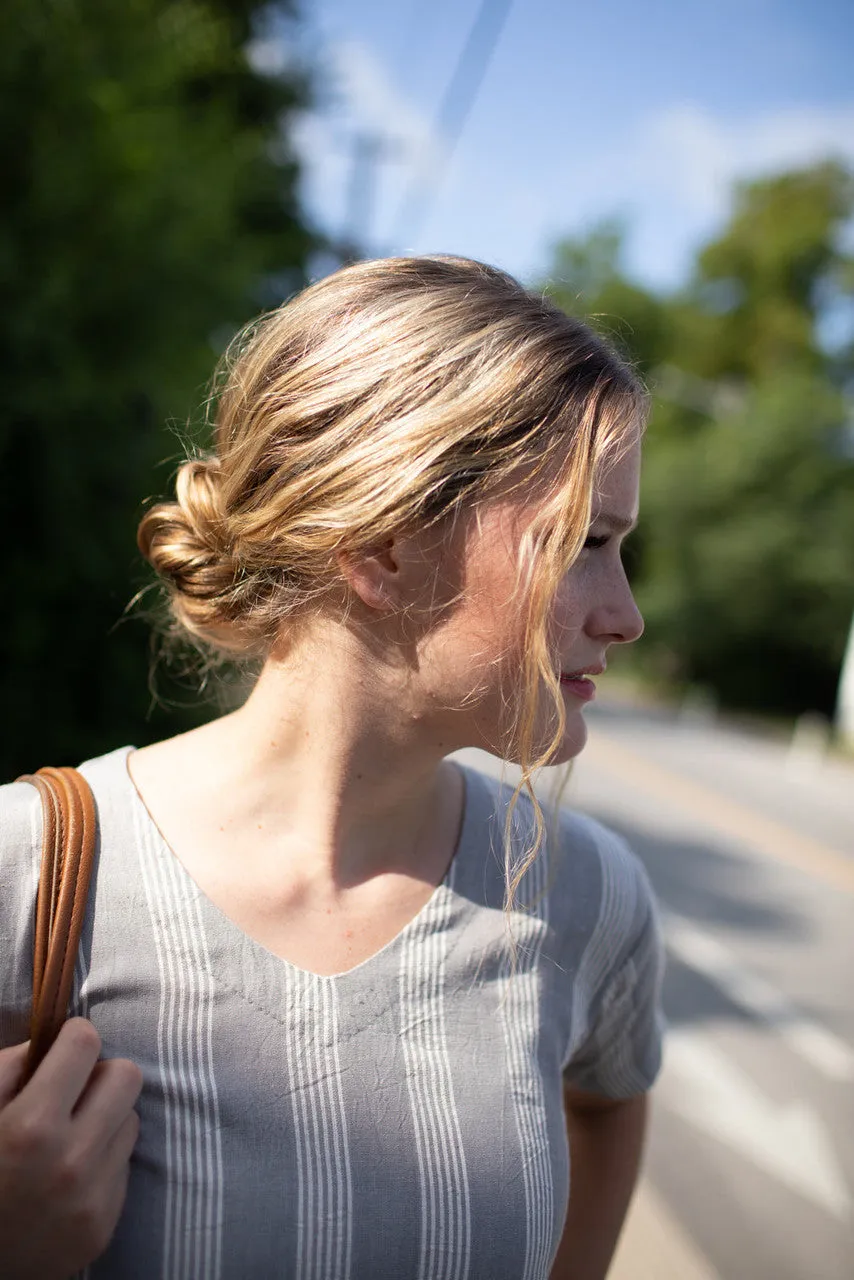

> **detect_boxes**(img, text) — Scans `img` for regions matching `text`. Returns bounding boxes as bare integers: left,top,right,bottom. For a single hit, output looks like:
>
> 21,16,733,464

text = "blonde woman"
0,255,665,1280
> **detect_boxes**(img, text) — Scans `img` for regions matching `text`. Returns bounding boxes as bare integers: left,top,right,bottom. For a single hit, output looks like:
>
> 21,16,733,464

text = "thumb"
0,1040,30,1108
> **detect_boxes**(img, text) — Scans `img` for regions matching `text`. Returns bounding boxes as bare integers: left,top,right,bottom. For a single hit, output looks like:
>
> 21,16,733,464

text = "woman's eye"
583,534,609,550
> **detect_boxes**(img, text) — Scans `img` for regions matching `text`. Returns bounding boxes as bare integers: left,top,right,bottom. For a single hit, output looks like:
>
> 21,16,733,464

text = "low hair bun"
177,455,225,532
137,457,247,651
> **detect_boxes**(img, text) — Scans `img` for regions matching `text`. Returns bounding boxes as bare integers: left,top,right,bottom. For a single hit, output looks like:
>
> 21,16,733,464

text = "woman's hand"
0,1018,142,1280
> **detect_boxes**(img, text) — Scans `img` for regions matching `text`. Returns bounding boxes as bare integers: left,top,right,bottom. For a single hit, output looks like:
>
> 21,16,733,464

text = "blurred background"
2,1,852,1275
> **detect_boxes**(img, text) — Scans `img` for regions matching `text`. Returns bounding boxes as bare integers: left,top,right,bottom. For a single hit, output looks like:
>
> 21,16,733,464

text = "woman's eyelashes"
582,533,610,551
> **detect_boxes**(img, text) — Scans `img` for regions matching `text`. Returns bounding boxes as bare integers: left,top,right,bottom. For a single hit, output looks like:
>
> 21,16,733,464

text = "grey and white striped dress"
0,746,665,1279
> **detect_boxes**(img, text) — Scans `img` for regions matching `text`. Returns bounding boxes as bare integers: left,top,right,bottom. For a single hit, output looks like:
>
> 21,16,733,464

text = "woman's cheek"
550,573,587,635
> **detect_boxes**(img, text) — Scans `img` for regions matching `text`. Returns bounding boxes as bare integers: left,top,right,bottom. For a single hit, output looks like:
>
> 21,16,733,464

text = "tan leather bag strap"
16,766,97,1085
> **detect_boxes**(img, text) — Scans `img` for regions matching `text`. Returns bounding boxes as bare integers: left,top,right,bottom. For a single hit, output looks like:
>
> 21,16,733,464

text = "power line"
339,131,403,262
390,0,514,249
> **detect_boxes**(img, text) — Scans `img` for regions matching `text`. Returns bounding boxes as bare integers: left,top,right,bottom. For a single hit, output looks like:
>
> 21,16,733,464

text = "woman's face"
424,436,644,765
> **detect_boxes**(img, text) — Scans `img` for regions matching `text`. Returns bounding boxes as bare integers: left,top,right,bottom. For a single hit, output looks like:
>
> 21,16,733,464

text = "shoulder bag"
15,766,97,1087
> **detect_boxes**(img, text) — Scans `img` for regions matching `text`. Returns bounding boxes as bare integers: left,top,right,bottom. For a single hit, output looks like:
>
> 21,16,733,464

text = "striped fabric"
0,747,665,1280
134,798,224,1280
286,972,353,1280
399,872,472,1280
496,825,554,1280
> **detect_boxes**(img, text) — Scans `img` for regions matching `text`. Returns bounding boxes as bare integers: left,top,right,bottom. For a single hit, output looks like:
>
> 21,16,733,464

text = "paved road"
453,692,854,1280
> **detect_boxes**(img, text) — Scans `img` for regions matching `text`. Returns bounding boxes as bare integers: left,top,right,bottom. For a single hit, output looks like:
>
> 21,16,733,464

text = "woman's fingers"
0,1021,142,1278
72,1056,143,1149
18,1018,102,1118
0,1042,29,1109
103,1108,141,1174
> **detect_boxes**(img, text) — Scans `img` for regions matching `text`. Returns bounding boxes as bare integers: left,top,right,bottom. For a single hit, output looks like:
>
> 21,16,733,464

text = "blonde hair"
138,255,647,920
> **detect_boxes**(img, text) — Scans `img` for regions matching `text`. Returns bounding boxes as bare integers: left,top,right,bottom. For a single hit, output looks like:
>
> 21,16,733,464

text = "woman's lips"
559,672,598,702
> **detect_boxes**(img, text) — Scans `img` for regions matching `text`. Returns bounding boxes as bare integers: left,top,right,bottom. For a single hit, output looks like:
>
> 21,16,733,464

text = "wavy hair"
137,255,648,922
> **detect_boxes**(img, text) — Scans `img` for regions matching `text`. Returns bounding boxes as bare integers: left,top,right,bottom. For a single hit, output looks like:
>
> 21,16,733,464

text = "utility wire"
340,131,403,262
390,0,514,248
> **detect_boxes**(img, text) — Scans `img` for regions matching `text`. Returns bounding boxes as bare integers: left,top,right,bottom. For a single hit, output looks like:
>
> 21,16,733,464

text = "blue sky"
258,0,854,290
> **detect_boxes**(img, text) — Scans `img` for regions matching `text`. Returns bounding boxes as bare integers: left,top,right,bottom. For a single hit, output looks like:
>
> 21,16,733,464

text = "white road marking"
608,1178,722,1280
664,1028,851,1221
663,911,854,1083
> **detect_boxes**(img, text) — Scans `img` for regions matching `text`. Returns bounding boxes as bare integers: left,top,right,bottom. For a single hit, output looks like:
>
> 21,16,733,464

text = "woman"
0,255,665,1280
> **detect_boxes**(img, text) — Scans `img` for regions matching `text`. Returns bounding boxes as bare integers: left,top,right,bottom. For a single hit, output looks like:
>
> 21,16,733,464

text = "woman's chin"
556,721,589,763
542,711,589,765
479,705,590,768
505,716,589,768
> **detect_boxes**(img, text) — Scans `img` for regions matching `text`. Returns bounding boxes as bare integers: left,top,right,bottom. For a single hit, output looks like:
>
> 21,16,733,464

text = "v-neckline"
118,746,478,985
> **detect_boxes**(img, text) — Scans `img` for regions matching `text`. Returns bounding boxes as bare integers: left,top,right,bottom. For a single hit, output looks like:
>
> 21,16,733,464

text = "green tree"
1,0,316,778
545,219,669,376
640,371,854,712
691,162,853,379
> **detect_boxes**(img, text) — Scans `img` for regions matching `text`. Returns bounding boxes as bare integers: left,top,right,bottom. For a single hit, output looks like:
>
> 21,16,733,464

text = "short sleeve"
563,857,666,1099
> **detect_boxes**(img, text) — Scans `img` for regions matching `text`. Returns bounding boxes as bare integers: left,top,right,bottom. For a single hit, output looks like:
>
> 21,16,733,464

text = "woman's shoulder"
75,744,138,780
0,745,138,859
461,760,653,899
456,760,658,940
0,774,43,869
0,744,138,914
555,804,655,907
0,746,137,1047
549,801,660,957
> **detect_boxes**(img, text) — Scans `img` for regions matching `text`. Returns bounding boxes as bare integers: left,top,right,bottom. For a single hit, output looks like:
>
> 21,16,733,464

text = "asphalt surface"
453,690,854,1280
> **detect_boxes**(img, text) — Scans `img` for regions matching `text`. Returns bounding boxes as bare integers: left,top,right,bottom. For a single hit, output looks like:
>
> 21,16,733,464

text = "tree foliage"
544,161,854,718
1,0,316,778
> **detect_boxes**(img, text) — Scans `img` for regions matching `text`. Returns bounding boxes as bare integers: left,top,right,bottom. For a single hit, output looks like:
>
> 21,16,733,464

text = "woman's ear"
336,529,448,617
334,539,404,613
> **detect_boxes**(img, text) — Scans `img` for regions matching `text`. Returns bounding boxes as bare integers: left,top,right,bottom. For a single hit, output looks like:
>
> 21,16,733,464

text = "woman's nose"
616,589,644,644
590,572,644,645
